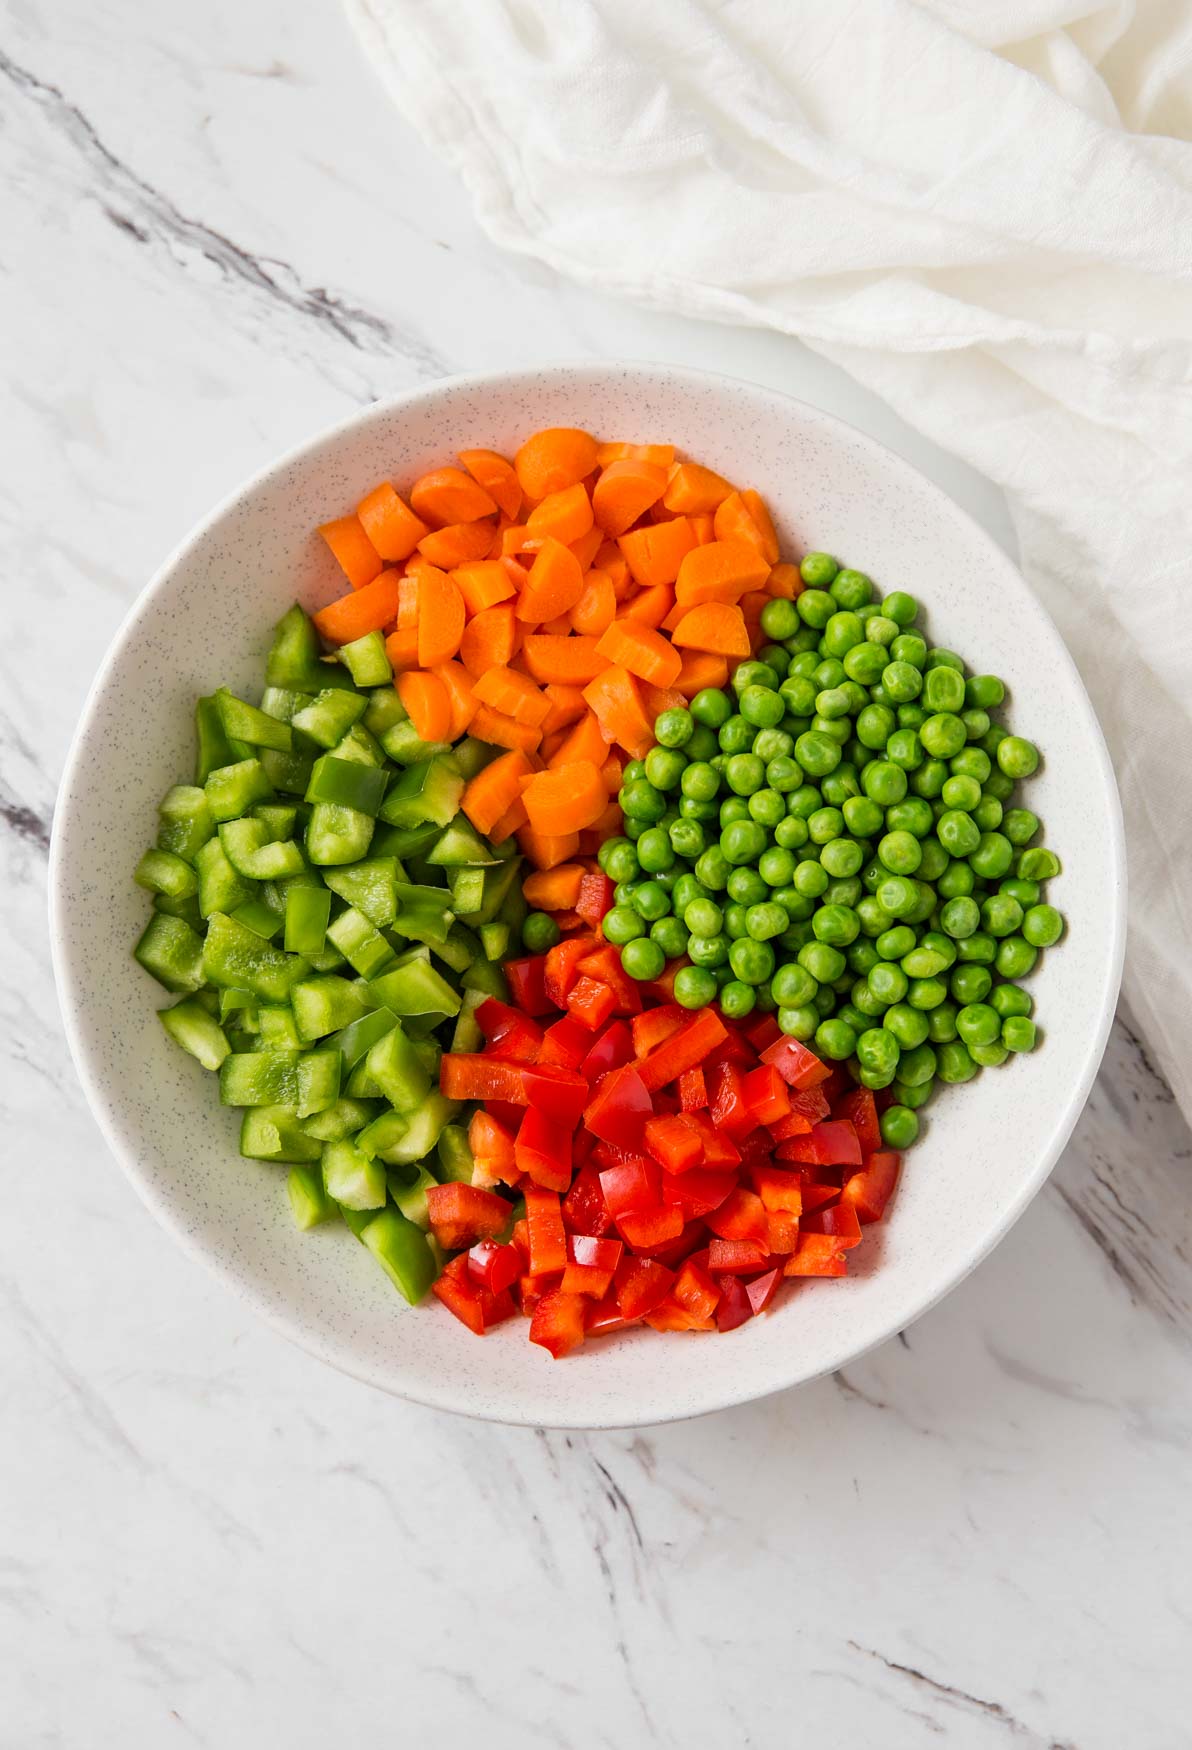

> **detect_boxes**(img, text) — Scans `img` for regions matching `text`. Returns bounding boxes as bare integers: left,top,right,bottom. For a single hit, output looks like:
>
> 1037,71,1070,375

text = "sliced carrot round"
521,761,608,836
396,670,453,743
416,567,466,667
318,515,383,589
416,520,495,570
410,466,498,527
457,448,523,520
591,459,668,537
516,538,585,623
514,428,598,501
570,568,617,636
356,485,428,564
527,482,594,546
670,602,750,658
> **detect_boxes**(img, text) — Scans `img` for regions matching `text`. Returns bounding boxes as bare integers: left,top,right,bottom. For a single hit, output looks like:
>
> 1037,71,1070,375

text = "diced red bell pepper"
476,997,544,1062
614,1255,674,1319
776,1120,862,1169
714,1274,752,1331
584,1063,652,1149
760,1035,833,1090
510,1217,531,1264
703,1024,754,1073
585,1295,635,1337
576,869,616,926
764,1209,801,1254
544,933,598,1009
744,1012,782,1053
708,1061,757,1139
520,1063,589,1127
485,1097,528,1132
671,1258,721,1323
706,1186,769,1247
841,1150,902,1224
441,1054,527,1104
750,1162,804,1215
783,1233,848,1277
523,1185,568,1276
636,1009,729,1092
740,1063,791,1127
540,1014,591,1070
631,1005,684,1059
644,1298,711,1332
505,955,554,1017
433,1254,517,1333
529,1289,588,1358
636,1219,707,1267
803,1199,863,1250
767,1108,813,1140
425,1183,512,1250
789,1084,832,1124
643,1112,702,1174
562,1165,616,1237
566,975,618,1032
817,1064,853,1105
467,1239,523,1296
706,1237,770,1275
662,1166,736,1220
679,1112,741,1170
561,1233,623,1297
798,1175,842,1214
576,944,642,1014
468,1109,519,1185
517,1272,548,1316
678,1066,708,1111
515,1107,572,1191
598,1155,660,1219
617,1203,684,1249
580,1019,635,1082
833,1087,882,1156
746,1266,782,1316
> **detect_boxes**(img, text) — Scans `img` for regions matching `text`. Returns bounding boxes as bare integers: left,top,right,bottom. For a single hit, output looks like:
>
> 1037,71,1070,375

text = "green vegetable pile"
131,605,524,1299
600,555,1064,1151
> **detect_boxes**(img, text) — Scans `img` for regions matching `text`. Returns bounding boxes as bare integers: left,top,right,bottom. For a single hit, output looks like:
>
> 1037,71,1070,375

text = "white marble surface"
3,2,1191,1744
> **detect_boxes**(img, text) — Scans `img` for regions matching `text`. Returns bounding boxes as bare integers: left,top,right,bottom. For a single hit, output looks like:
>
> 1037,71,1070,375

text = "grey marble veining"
2,1,1190,1744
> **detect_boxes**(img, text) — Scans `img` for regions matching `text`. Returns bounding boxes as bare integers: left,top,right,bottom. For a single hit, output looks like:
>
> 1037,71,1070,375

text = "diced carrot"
313,569,401,644
416,520,494,570
396,669,453,743
592,459,668,537
489,796,529,843
595,442,675,468
675,651,730,696
599,751,624,794
396,574,419,629
617,517,696,588
642,684,686,723
356,484,428,564
416,567,466,667
539,729,567,765
766,562,804,600
539,611,573,636
596,620,682,688
452,560,517,615
589,799,623,841
317,515,383,589
741,489,780,564
514,428,599,501
517,538,585,624
460,603,519,679
521,762,608,836
470,704,543,752
527,483,594,546
500,524,533,557
662,462,734,515
582,664,655,760
671,602,750,657
384,627,419,671
569,525,604,573
675,538,771,606
660,601,685,634
541,683,588,734
617,582,674,630
462,748,535,837
458,448,523,520
548,710,611,770
517,826,582,871
741,590,770,648
690,513,716,544
472,666,550,727
713,489,779,564
594,541,629,589
570,568,617,636
410,466,498,527
521,635,609,687
524,865,585,911
433,660,478,740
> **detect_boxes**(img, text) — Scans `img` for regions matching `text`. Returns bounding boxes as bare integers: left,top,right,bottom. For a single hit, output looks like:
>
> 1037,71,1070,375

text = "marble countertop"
4,2,1191,1744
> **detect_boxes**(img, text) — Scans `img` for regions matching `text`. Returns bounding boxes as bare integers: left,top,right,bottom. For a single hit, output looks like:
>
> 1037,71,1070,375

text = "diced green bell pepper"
135,847,199,901
448,867,486,915
260,685,313,725
364,1020,430,1112
306,801,376,866
284,884,331,955
292,689,369,750
479,921,511,961
333,723,385,767
196,836,257,917
260,744,316,796
375,1091,458,1167
434,923,480,976
369,953,461,1018
257,1005,304,1051
205,758,274,822
291,975,371,1041
436,1123,476,1186
329,1005,398,1071
230,898,284,940
159,998,230,1070
287,1163,336,1229
322,1137,387,1210
450,988,485,1053
325,906,395,978
322,857,398,927
202,912,310,1002
339,630,393,688
215,687,293,752
153,891,204,929
427,817,500,868
300,1096,381,1142
387,1163,436,1230
461,957,509,1001
392,882,455,948
220,1047,340,1117
305,755,387,817
354,1107,409,1161
196,695,250,785
240,1104,323,1163
156,784,215,861
451,736,500,781
252,803,300,841
380,718,453,767
134,912,205,992
379,756,465,830
361,1206,438,1304
219,817,307,880
265,605,358,695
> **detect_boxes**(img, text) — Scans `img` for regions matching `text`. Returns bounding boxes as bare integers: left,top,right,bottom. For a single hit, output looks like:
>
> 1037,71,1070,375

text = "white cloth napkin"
347,0,1192,1121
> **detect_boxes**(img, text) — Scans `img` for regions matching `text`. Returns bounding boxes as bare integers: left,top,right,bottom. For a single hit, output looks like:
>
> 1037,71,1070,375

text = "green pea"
719,716,753,756
695,846,730,891
821,837,864,879
881,1105,919,1148
972,794,1004,833
951,963,993,1005
729,935,775,985
830,568,873,609
876,875,919,917
937,1040,978,1083
621,937,664,982
1018,847,1062,881
813,903,860,947
885,1002,930,1048
649,917,688,963
956,931,997,965
937,896,977,940
961,707,990,741
687,690,728,732
897,1043,937,1088
644,746,686,792
857,895,888,936
926,648,964,674
882,591,919,626
840,796,882,839
881,660,923,704
723,753,763,797
668,818,707,862
968,831,1012,881
799,940,845,983
851,978,886,1017
910,758,948,799
683,896,722,939
981,894,1023,938
876,924,916,961
956,1002,1000,1047
688,931,729,968
720,797,750,827
603,841,641,885
679,795,718,823
868,961,909,1007
878,830,922,875
679,761,718,804
865,614,900,647
758,597,799,642
772,963,817,1008
603,905,646,945
712,979,752,1021
672,873,709,914
803,806,840,846
991,983,1032,1019
797,588,836,630
820,611,864,659
812,713,852,747
674,964,718,1008
781,676,818,718
920,713,967,758
1002,1015,1038,1052
655,707,694,749
843,641,888,685
743,902,786,942
922,665,966,713
1023,903,1063,947
786,627,821,655
866,762,910,808
837,1003,869,1035
907,977,947,1011
937,809,980,858
636,826,675,874
522,911,561,953
855,1027,899,1077
739,686,785,730
792,861,829,900
941,774,982,812
903,933,956,978
969,1040,1009,1067
735,661,779,694
794,731,841,777
632,880,673,923
927,1001,959,1043
778,1003,819,1039
966,674,1005,709
858,1063,898,1091
856,704,896,751
917,839,948,883
938,859,975,899
621,779,666,822
723,902,748,939
897,703,928,732
997,735,1039,779
891,1078,933,1110
996,935,1038,979
750,848,791,893
721,819,767,866
885,728,923,772
1002,808,1039,847
686,725,720,762
799,552,838,587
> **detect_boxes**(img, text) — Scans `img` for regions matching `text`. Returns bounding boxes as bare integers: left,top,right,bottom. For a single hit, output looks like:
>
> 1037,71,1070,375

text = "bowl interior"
51,365,1124,1427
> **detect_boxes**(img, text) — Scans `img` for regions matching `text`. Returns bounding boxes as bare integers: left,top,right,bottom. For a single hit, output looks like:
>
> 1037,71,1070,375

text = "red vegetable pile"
423,917,901,1357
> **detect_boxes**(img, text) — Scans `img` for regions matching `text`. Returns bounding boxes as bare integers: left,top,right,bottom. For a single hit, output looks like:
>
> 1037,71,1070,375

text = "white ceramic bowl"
50,364,1124,1428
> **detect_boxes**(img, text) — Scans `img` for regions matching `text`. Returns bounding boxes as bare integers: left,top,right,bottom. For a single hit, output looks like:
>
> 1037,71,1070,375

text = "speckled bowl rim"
49,362,1126,1427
